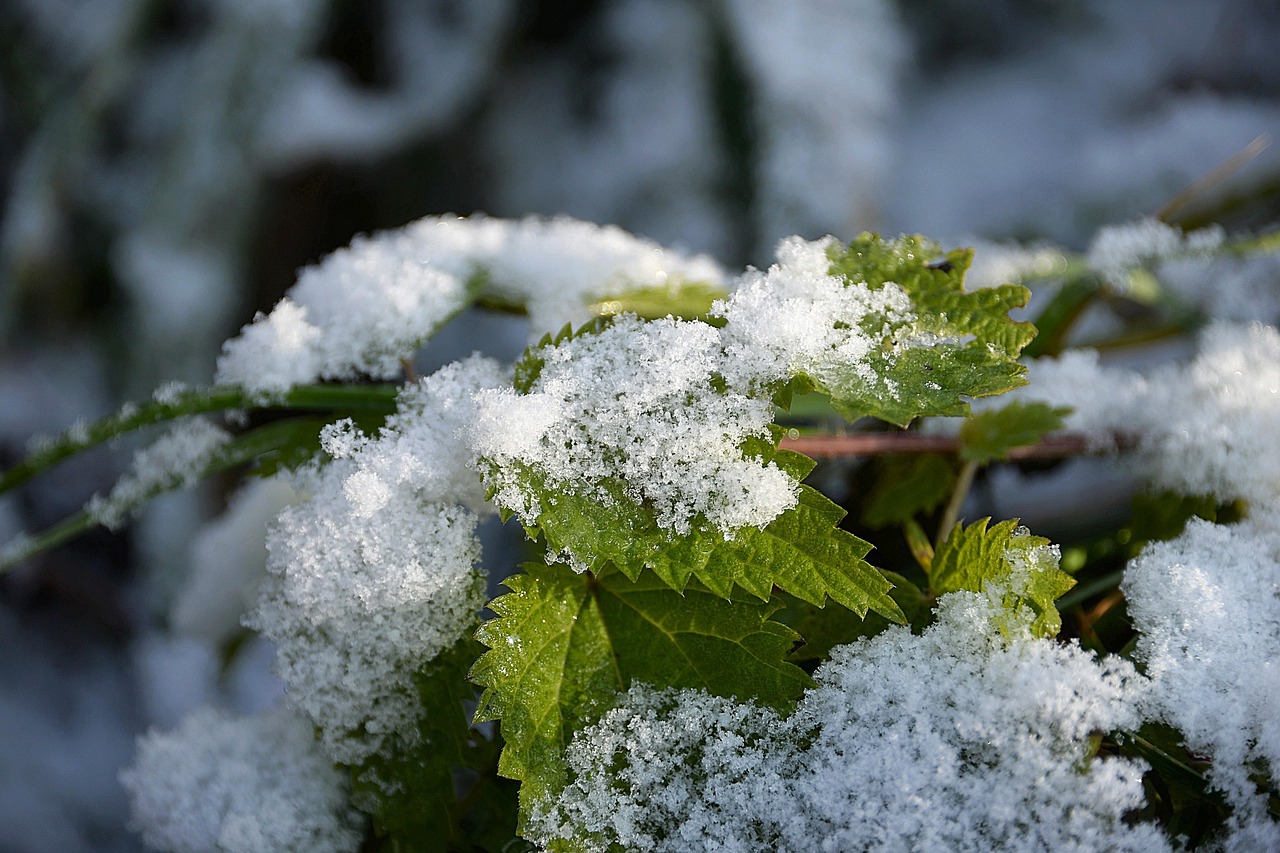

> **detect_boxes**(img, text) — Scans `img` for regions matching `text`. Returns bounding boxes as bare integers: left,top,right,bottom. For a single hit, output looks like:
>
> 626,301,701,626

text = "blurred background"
2,1,1280,850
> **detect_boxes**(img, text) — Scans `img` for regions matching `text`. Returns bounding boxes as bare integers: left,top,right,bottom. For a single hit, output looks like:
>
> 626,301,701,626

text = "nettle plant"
6,214,1280,851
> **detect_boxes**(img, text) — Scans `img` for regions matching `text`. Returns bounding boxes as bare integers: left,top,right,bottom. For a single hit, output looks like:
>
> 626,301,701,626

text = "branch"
779,431,1119,459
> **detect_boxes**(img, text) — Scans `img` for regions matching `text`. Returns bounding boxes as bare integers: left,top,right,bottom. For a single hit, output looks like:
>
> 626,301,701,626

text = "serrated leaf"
470,563,810,826
511,319,611,394
862,453,956,528
821,234,1037,426
959,401,1071,464
781,570,933,663
507,457,902,623
586,280,729,323
931,518,1075,637
352,638,483,852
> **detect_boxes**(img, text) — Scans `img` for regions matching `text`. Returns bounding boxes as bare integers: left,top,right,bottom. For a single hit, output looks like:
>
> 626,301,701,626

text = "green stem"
1,384,398,495
935,459,979,547
0,416,334,575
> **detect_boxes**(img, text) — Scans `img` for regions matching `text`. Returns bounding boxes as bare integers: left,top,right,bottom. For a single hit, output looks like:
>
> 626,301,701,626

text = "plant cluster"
4,214,1280,851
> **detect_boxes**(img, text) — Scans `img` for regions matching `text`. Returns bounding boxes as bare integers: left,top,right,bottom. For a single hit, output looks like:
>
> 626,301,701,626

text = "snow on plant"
5,213,1280,850
533,590,1161,852
120,706,362,853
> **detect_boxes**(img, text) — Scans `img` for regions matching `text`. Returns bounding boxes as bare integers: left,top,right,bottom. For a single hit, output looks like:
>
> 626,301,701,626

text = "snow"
1010,321,1280,509
245,358,503,765
1124,517,1280,848
216,215,726,399
121,706,362,853
472,314,797,544
533,591,1163,852
86,418,231,531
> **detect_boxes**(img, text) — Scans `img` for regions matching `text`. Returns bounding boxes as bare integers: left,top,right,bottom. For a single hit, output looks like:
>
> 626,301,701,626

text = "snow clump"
1124,517,1280,848
246,357,506,765
216,215,726,398
121,706,362,853
533,591,1163,853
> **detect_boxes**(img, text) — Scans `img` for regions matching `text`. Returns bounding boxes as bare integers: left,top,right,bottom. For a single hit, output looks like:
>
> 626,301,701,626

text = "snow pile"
216,215,726,398
1124,517,1280,848
121,706,362,853
246,358,504,764
533,591,1162,852
472,235,925,547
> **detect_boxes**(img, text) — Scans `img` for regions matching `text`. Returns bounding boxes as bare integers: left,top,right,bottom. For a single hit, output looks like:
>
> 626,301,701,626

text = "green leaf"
470,563,810,826
511,319,612,394
586,280,729,323
821,234,1037,426
958,401,1071,465
352,639,482,852
781,571,933,663
862,453,956,528
931,518,1075,637
505,455,902,623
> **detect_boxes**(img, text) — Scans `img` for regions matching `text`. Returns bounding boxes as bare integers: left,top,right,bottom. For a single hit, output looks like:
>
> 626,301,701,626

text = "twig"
779,431,1107,459
1157,133,1271,222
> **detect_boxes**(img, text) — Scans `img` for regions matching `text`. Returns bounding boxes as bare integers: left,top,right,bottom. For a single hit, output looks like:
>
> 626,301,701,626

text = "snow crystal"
472,315,797,543
246,359,503,764
1086,218,1223,290
121,706,362,853
86,418,231,530
1124,517,1280,846
216,215,726,398
534,591,1163,852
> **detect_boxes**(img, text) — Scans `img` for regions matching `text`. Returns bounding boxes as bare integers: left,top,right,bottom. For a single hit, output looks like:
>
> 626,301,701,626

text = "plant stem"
779,431,1106,459
1,384,398,495
936,459,979,545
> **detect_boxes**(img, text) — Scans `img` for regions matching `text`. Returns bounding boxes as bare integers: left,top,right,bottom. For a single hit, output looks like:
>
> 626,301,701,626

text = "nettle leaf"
782,570,933,663
470,562,810,825
352,638,483,851
822,234,1037,426
931,518,1075,637
587,280,728,323
862,453,956,528
959,401,1071,464
508,445,903,623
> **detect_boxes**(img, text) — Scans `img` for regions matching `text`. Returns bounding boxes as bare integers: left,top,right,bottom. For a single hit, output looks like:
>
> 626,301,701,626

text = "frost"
120,706,362,853
86,418,231,530
1124,517,1280,846
246,358,504,764
216,215,726,399
534,591,1162,853
473,315,797,541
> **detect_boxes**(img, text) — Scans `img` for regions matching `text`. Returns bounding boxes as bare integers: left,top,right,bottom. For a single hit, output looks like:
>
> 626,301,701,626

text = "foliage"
7,214,1280,851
